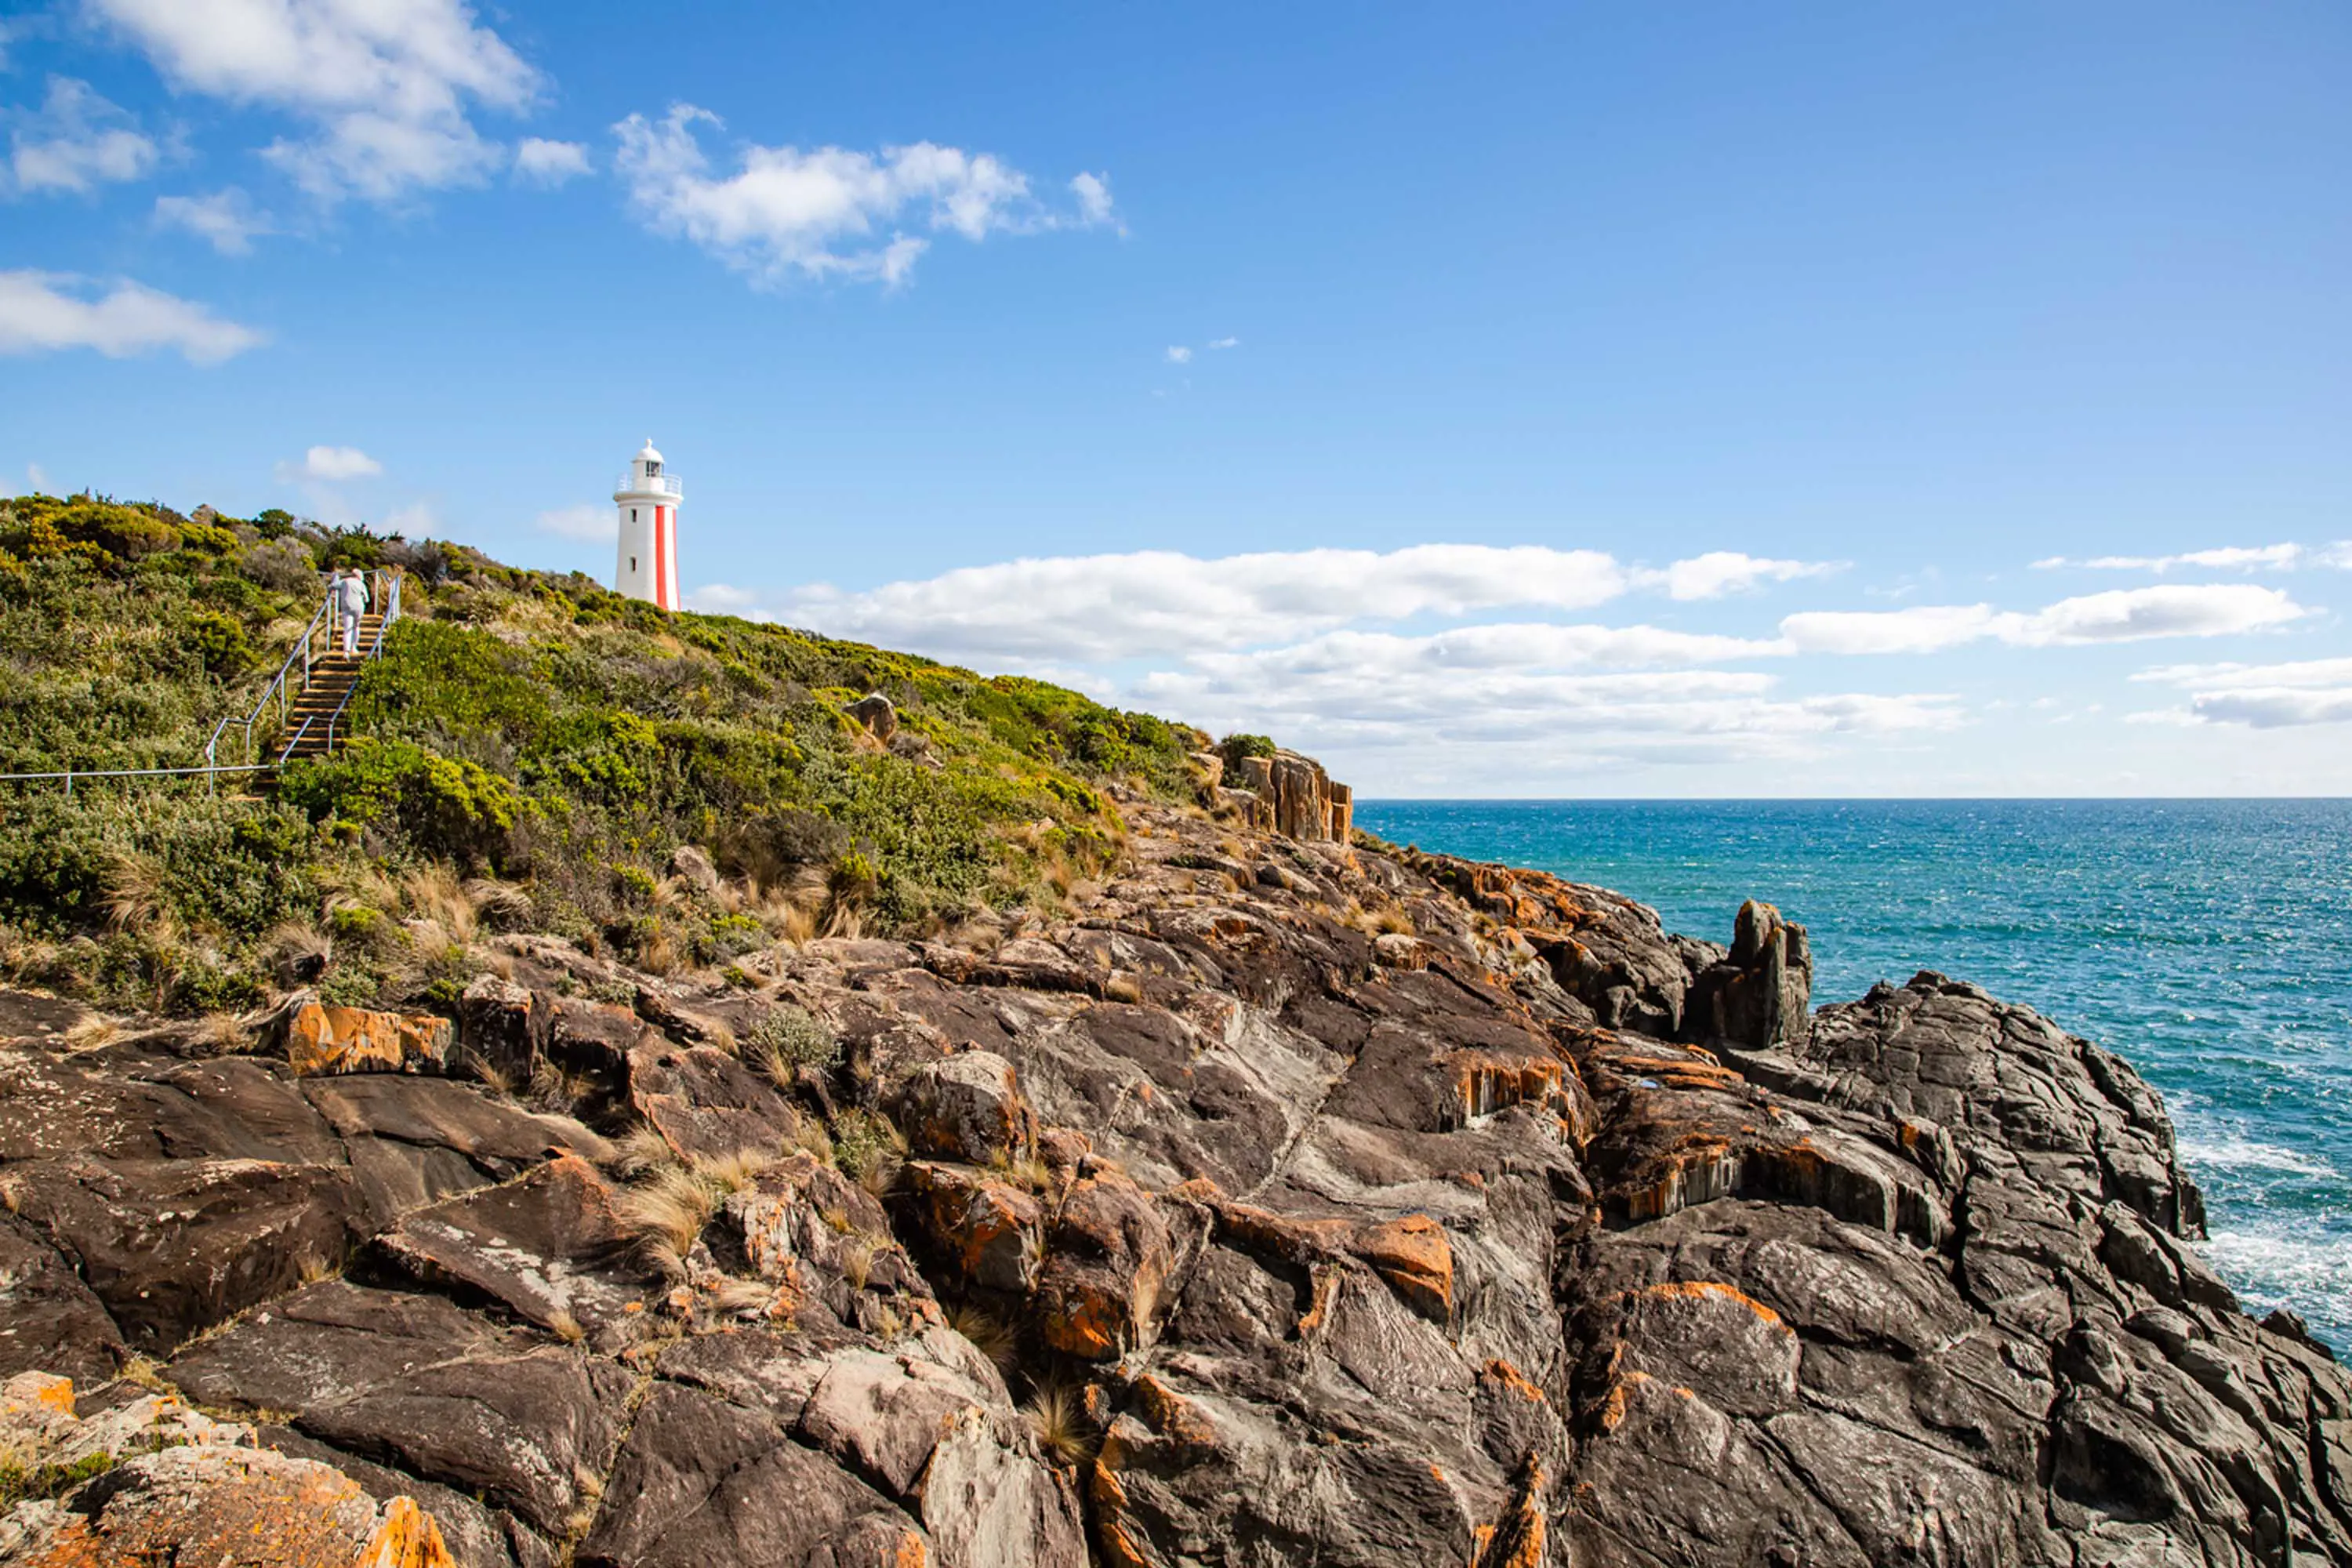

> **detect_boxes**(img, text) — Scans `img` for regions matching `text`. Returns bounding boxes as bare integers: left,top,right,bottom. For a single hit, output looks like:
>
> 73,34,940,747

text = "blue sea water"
1355,799,2352,1354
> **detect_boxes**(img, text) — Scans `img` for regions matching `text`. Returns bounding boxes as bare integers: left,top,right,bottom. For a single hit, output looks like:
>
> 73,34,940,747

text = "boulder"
2,1155,359,1353
456,975,546,1087
285,1002,454,1077
892,1050,1035,1166
0,1375,457,1568
667,844,720,894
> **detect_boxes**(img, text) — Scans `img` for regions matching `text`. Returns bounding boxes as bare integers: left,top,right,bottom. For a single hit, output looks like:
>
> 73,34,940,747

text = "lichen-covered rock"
285,1001,454,1077
891,1050,1035,1165
456,975,546,1086
0,1374,455,1568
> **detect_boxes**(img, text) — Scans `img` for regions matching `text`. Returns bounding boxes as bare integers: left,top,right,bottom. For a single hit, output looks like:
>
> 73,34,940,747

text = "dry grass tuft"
401,865,477,946
706,1277,773,1317
837,1231,885,1290
1024,1383,1098,1467
528,1058,596,1114
465,877,535,930
546,1308,586,1344
102,850,176,941
263,919,335,983
60,1015,124,1054
636,926,681,977
689,1148,775,1195
462,1049,515,1098
0,926,59,985
619,1163,720,1257
857,1156,902,1202
610,1123,675,1178
947,1301,1017,1370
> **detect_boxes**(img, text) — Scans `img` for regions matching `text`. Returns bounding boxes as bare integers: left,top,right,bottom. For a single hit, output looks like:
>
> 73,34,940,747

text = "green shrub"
1218,733,1276,774
280,739,531,869
747,1004,839,1074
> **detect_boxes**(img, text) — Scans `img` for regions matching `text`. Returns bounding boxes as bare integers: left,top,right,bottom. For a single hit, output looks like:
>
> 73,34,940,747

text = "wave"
2198,1227,2352,1348
2177,1135,2342,1179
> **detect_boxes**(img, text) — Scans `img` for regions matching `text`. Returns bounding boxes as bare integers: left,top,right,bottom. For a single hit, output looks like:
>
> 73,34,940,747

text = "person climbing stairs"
274,606,387,761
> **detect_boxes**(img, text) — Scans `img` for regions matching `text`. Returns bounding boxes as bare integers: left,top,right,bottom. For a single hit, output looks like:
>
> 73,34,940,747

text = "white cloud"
153,187,272,253
1164,345,1192,364
9,76,162,194
2034,543,2310,572
771,544,1639,661
1781,585,2309,655
612,103,1107,287
2187,689,2352,728
27,463,52,492
281,444,381,481
514,136,590,186
2130,655,2352,729
1136,651,1964,764
0,270,263,363
2134,656,2352,692
87,0,539,201
1657,550,1837,601
536,502,612,542
1207,336,1239,350
1069,170,1115,227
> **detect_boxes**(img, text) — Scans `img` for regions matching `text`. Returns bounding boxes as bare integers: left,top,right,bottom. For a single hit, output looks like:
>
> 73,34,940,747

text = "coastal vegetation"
0,493,1206,1014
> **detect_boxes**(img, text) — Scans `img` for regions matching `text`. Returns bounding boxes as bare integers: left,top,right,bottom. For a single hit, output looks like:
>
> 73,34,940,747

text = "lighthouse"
614,439,683,611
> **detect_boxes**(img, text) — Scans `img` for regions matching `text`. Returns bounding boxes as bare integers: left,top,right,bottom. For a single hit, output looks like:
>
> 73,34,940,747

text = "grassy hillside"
0,493,1209,1014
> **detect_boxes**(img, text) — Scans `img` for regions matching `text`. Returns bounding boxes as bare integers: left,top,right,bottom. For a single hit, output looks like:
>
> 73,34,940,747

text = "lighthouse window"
630,557,638,572
630,508,638,522
646,460,660,477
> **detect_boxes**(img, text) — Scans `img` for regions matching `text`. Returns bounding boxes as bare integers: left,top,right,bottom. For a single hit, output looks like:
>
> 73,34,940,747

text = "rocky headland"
2,776,2346,1568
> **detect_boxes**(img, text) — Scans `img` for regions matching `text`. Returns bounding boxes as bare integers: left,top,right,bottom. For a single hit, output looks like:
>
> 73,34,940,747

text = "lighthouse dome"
636,438,663,465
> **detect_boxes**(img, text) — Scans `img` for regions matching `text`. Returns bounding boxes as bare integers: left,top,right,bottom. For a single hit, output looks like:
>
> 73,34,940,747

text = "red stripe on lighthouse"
653,506,670,610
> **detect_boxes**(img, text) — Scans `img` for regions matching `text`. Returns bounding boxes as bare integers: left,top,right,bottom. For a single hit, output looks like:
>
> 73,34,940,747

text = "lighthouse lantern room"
614,439,683,611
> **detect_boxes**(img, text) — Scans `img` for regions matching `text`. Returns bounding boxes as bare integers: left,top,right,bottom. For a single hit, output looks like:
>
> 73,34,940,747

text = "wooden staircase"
275,612,385,762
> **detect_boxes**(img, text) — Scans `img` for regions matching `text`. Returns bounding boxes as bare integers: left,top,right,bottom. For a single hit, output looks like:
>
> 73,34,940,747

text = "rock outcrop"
2,789,2345,1566
1228,748,1354,842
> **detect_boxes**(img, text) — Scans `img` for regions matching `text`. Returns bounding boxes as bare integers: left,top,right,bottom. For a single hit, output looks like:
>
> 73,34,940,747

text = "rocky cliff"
2,788,2347,1567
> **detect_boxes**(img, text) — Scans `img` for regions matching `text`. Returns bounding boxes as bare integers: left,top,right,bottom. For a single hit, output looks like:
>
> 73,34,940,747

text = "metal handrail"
277,569,401,766
205,579,336,786
6,566,407,797
0,764,278,799
615,472,683,496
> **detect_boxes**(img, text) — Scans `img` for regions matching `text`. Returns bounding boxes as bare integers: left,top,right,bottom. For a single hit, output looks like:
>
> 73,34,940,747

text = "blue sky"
4,0,2349,795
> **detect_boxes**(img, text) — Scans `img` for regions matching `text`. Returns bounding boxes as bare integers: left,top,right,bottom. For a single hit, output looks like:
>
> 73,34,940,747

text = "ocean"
1353,799,2352,1354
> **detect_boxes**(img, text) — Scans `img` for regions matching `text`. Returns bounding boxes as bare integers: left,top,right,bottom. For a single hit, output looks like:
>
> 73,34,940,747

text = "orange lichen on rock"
355,1497,456,1568
3,1370,77,1421
1613,1140,1745,1225
1444,1051,1588,1134
1479,1359,1550,1409
1639,1279,1790,1331
1468,1456,1548,1568
285,1002,452,1076
13,1445,456,1568
1128,1373,1216,1450
1352,1213,1454,1323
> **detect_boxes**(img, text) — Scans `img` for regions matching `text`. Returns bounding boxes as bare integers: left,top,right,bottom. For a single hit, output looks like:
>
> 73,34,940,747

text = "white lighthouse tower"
614,439,683,611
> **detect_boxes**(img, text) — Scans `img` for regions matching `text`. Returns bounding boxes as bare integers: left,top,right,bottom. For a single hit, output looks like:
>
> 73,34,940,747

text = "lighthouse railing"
616,473,683,496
